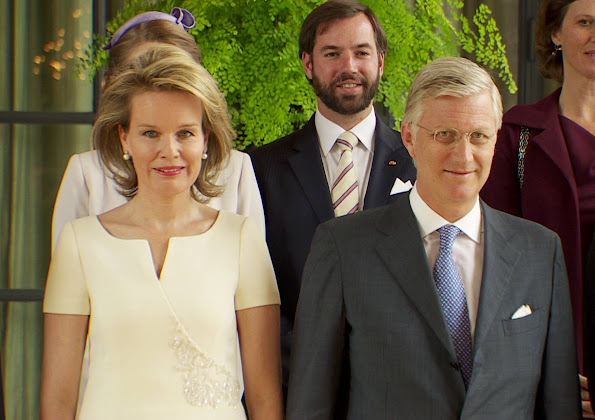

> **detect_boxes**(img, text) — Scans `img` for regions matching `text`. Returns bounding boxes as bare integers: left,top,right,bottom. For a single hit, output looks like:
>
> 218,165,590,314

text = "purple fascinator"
104,7,196,50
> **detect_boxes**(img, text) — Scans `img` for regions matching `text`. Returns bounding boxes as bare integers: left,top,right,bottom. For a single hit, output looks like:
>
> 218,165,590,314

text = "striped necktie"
433,225,473,388
331,131,360,217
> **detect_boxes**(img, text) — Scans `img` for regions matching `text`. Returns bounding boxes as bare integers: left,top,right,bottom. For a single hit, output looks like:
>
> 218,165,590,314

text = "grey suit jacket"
287,193,580,419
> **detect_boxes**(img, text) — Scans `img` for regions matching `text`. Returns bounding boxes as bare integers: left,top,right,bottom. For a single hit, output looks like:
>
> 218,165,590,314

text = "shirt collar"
315,108,376,156
409,183,483,243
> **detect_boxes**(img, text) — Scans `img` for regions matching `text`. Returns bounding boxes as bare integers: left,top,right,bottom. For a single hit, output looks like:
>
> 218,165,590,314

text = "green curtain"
1,0,93,418
0,1,11,417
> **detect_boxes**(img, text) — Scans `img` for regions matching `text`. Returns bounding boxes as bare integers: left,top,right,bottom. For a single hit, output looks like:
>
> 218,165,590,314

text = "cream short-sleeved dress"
44,211,279,420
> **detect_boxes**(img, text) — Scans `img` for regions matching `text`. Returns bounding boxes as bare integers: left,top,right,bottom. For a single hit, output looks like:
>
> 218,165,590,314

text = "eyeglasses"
413,123,495,147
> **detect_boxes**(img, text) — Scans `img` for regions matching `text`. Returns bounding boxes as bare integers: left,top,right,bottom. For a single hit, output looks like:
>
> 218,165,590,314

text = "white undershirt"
315,109,376,208
409,184,484,339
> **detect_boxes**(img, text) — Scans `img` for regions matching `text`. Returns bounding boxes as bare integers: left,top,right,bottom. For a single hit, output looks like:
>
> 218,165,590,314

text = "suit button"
450,362,460,371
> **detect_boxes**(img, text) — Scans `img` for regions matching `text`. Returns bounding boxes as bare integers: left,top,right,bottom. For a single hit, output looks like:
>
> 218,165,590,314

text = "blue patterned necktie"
433,225,473,388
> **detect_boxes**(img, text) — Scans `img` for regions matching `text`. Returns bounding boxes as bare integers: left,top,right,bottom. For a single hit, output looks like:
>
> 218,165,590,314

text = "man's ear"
401,122,416,159
302,52,313,81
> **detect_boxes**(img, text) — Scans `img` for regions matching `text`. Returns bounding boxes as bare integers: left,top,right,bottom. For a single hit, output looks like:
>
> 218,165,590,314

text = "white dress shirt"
315,109,376,208
409,184,485,339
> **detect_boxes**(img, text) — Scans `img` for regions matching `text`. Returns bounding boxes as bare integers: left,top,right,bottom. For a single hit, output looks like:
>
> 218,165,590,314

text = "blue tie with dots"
433,225,473,388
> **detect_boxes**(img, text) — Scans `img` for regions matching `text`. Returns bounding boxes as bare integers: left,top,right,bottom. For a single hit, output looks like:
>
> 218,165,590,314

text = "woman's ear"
118,125,129,155
551,31,561,48
203,130,209,153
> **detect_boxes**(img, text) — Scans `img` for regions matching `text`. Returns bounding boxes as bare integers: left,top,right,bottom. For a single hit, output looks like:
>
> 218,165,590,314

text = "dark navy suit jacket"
249,114,416,386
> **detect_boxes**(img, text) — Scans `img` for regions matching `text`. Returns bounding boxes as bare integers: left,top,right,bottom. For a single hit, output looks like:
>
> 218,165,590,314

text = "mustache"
333,73,367,85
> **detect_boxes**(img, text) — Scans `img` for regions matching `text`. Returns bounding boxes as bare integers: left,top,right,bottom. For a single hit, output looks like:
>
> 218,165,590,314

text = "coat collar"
287,115,412,221
364,118,412,209
288,117,335,222
374,194,457,358
472,203,519,350
503,88,561,130
503,88,576,194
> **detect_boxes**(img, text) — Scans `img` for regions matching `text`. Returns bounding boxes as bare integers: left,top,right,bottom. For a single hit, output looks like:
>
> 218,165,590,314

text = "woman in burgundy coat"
481,0,594,416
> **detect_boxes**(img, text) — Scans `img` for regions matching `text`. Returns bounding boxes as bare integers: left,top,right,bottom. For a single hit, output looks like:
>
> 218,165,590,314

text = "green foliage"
78,0,517,149
447,1,517,95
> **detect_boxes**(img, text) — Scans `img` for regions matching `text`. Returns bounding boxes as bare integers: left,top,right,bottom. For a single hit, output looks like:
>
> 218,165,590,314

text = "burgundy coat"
481,88,584,367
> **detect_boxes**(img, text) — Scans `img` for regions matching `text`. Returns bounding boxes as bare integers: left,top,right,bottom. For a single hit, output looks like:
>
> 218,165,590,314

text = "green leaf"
78,0,517,147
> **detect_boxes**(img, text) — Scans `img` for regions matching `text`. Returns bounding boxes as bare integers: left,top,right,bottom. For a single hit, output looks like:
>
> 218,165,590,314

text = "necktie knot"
336,131,358,152
438,225,461,251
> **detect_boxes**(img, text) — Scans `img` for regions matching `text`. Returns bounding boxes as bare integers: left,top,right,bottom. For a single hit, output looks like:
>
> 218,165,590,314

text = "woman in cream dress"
51,8,265,253
40,45,282,419
51,11,267,412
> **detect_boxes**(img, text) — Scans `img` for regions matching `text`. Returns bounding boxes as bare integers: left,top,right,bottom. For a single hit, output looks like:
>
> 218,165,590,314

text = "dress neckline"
93,210,223,242
92,211,224,281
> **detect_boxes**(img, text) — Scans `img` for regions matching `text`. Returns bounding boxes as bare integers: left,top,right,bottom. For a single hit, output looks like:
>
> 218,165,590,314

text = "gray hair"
402,57,502,136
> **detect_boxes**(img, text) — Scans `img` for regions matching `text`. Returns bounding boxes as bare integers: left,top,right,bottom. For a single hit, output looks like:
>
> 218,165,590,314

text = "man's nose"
452,135,474,161
342,54,358,73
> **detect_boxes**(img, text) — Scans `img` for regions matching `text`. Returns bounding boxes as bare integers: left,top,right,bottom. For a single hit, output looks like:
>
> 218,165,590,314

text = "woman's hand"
582,375,594,419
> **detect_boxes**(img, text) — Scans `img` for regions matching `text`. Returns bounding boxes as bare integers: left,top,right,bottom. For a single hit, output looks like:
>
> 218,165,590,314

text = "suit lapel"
364,119,412,209
287,118,334,222
472,203,520,352
530,126,576,197
374,196,456,356
373,199,524,371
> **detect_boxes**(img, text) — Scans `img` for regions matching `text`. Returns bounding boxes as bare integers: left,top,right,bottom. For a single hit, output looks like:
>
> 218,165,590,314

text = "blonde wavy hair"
93,44,234,201
402,57,503,138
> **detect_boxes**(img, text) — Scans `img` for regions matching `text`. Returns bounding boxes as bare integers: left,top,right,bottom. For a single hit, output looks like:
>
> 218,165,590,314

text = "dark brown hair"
298,0,388,58
104,20,201,85
535,0,576,83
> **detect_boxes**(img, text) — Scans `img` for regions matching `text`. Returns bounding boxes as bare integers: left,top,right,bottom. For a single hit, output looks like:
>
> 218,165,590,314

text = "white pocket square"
390,178,413,195
511,305,532,319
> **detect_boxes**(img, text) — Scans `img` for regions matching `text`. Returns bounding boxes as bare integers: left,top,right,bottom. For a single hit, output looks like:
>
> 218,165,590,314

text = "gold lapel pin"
388,160,397,166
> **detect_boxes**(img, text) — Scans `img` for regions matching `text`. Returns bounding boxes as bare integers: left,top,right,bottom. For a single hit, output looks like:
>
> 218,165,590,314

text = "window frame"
0,0,107,305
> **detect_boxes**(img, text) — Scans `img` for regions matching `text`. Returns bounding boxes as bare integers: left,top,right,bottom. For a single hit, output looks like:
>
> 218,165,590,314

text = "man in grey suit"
249,0,416,395
287,57,580,419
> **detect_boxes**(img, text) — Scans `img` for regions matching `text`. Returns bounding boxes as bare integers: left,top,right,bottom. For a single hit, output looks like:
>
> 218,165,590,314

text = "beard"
311,70,380,116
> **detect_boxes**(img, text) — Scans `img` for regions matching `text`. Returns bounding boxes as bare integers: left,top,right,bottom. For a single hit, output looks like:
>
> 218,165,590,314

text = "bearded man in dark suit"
249,0,416,394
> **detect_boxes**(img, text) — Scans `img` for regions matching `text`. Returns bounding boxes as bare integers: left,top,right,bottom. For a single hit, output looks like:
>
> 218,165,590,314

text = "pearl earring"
202,152,208,160
123,151,131,161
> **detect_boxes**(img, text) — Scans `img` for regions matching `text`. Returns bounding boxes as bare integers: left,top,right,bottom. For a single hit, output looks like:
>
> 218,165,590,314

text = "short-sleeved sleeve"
235,152,266,235
235,217,280,310
43,221,90,315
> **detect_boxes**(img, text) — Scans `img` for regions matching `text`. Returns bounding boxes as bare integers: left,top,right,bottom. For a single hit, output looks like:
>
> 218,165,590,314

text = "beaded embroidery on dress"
158,282,242,409
170,323,241,408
